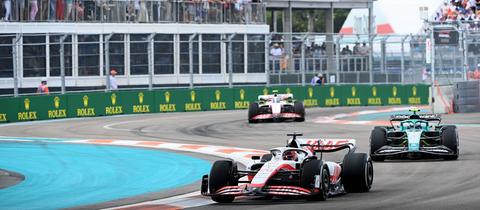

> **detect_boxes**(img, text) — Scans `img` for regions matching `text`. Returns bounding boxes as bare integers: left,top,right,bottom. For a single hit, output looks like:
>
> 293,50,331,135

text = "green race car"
369,108,459,161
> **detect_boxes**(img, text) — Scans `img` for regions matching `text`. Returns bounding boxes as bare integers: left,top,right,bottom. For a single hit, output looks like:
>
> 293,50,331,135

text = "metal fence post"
59,34,68,94
147,33,156,90
401,36,406,84
335,35,341,84
265,34,272,87
300,33,308,86
430,25,436,114
369,35,375,84
12,34,21,97
462,26,468,81
189,34,198,89
104,33,114,91
226,33,236,88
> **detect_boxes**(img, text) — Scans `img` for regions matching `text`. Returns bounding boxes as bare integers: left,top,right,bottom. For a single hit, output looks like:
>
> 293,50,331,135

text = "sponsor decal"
77,95,96,117
368,86,382,105
133,92,150,113
388,86,402,105
185,90,201,111
325,87,339,106
48,96,67,119
105,93,123,115
235,89,249,109
210,89,226,110
303,87,318,107
346,86,361,105
408,86,421,104
0,113,6,122
159,91,176,112
18,98,37,121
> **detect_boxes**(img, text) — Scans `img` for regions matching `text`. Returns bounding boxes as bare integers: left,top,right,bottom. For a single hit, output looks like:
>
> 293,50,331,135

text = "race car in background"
201,133,373,203
370,108,459,161
248,91,305,123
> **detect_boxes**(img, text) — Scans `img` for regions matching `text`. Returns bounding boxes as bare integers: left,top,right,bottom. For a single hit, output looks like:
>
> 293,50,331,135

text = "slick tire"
209,160,236,203
370,127,387,161
342,153,374,193
301,160,329,201
294,101,305,122
441,125,459,160
248,102,259,123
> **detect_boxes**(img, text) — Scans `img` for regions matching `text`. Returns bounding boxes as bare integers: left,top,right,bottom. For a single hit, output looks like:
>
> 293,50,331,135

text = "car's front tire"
441,125,459,160
209,160,237,203
301,160,329,201
370,127,387,161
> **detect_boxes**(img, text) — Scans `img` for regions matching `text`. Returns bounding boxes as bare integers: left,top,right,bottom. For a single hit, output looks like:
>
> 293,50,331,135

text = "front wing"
372,145,456,159
251,113,302,120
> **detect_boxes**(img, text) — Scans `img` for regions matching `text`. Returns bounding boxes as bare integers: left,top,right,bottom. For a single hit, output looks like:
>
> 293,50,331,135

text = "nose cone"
407,131,422,151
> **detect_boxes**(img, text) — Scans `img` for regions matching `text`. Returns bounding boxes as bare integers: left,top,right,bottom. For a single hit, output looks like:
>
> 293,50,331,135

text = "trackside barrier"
0,84,429,123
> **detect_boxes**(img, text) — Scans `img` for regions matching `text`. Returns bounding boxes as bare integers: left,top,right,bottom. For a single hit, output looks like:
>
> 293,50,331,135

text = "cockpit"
400,120,428,131
271,149,307,161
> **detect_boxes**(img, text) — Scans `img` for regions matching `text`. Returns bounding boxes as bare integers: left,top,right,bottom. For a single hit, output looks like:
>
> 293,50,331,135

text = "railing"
3,29,480,96
0,0,266,24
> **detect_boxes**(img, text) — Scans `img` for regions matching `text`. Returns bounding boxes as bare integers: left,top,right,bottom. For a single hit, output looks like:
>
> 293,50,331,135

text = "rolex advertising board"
0,84,430,124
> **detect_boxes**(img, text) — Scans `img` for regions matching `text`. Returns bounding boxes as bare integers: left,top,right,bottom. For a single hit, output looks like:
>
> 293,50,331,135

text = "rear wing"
390,114,441,122
288,138,356,154
258,93,294,101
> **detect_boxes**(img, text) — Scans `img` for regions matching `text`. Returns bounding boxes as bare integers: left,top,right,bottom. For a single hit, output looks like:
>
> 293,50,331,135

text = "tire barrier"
0,84,429,123
453,81,480,113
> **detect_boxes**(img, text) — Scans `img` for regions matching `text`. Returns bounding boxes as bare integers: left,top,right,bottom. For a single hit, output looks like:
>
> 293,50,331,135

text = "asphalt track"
1,106,480,209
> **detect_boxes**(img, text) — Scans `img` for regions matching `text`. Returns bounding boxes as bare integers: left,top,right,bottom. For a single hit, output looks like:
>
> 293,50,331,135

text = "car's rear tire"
370,127,387,161
294,101,305,122
441,125,459,160
248,102,259,123
209,160,236,203
342,153,374,193
301,160,329,201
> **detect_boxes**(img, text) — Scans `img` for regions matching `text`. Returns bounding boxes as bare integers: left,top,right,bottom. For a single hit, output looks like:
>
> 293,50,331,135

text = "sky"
341,0,444,35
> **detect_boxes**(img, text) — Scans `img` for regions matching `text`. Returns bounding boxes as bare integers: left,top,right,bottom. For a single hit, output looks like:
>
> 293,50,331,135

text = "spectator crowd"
0,0,264,24
434,0,480,22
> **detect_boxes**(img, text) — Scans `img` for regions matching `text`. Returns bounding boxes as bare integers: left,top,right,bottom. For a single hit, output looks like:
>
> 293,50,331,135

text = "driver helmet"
283,150,298,161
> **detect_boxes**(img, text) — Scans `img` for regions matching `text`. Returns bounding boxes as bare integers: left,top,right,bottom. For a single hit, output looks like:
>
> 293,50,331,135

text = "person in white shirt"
3,0,11,21
109,69,118,90
270,43,283,73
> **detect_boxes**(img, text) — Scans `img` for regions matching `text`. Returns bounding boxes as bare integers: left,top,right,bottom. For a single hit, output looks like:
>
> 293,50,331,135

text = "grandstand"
2,0,479,95
0,0,374,95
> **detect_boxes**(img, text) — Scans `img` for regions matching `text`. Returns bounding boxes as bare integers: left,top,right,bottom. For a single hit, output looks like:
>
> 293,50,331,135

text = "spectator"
358,42,370,56
29,0,39,21
49,0,56,21
15,0,26,21
37,78,50,94
109,69,118,90
2,0,11,21
270,43,283,73
341,45,352,55
65,0,74,21
353,42,360,55
311,73,324,86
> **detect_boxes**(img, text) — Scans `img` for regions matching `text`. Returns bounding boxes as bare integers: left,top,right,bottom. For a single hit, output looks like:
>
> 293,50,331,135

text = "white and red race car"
248,92,305,123
201,133,374,203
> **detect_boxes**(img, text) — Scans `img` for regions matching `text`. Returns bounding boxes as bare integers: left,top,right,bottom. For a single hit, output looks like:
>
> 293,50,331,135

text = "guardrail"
0,84,429,123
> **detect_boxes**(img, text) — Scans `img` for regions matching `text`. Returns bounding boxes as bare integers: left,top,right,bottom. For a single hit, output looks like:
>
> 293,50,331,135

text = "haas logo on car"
302,139,350,153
